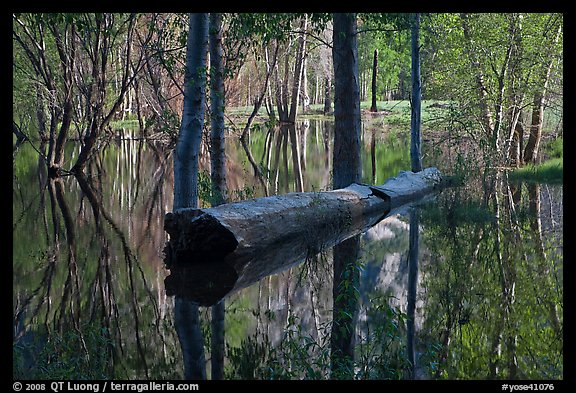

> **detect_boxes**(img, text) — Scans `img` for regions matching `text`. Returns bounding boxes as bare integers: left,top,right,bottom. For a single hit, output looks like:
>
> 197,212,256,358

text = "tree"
426,13,562,166
13,13,150,175
288,15,308,123
332,14,362,190
172,12,209,381
370,48,378,112
330,12,362,379
13,14,77,176
208,12,227,381
523,16,562,164
410,13,423,173
71,13,142,174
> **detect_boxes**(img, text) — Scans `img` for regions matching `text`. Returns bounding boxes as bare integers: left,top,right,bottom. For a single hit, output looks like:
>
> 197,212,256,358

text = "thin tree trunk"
264,46,277,120
406,208,419,379
208,13,226,381
371,128,376,184
370,49,378,112
302,55,310,112
209,13,227,207
323,76,332,114
289,16,308,123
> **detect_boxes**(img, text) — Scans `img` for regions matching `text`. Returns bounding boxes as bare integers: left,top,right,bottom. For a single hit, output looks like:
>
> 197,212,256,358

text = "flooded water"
13,119,563,380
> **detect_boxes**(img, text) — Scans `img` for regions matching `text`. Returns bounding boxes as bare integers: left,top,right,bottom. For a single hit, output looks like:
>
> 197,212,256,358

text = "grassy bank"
509,137,563,184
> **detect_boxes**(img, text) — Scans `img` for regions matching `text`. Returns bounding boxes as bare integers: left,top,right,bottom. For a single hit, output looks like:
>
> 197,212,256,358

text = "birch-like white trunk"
172,13,209,381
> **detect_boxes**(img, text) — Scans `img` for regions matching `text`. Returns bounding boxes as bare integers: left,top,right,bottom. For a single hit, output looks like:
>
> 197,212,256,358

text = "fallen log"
164,167,444,306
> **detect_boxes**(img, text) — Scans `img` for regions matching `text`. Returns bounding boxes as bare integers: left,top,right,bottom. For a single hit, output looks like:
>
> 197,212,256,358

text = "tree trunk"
330,13,363,378
332,13,362,190
288,16,308,123
209,13,227,207
509,119,524,167
410,13,423,173
406,208,419,379
523,23,561,164
174,14,209,211
302,55,310,112
323,76,332,114
523,93,545,164
208,13,226,381
164,168,444,306
370,49,378,112
171,13,209,381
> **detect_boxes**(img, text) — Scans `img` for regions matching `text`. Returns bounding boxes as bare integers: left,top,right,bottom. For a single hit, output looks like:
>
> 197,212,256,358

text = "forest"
13,13,563,381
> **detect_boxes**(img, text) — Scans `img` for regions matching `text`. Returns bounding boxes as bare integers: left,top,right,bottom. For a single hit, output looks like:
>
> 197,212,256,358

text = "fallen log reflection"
164,167,445,306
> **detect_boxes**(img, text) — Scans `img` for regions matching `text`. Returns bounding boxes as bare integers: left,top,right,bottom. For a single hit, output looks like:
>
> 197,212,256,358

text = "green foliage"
357,16,411,102
509,137,563,184
13,324,113,380
509,159,562,184
224,296,415,380
544,137,563,159
418,178,563,379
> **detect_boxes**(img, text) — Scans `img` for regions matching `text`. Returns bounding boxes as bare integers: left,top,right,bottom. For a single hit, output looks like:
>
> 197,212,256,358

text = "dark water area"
13,119,563,380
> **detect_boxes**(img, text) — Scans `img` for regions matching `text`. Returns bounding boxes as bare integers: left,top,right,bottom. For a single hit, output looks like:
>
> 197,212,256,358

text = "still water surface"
13,119,563,379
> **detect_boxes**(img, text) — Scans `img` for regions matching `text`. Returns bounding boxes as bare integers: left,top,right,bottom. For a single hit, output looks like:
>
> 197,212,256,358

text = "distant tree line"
13,13,562,172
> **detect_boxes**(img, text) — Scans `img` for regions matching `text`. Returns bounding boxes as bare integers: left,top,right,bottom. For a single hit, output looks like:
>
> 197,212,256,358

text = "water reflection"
13,120,562,380
13,139,179,379
418,172,562,379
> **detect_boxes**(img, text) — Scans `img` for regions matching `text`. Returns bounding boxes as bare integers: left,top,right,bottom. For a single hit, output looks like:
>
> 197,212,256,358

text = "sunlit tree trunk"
288,16,308,123
302,55,310,112
524,23,561,164
264,46,277,120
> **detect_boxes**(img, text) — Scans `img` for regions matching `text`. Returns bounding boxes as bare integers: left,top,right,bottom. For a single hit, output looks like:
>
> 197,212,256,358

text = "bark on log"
164,167,444,306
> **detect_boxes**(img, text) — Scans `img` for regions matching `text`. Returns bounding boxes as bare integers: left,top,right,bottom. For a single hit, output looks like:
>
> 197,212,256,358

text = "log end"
164,210,239,266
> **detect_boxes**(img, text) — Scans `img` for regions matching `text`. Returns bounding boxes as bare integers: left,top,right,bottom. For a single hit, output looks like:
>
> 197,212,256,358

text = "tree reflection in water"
13,120,562,380
13,139,178,379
